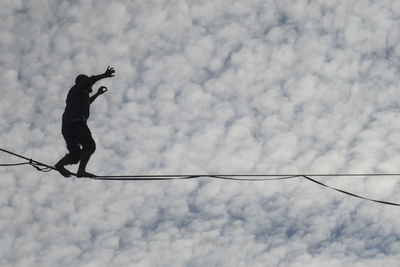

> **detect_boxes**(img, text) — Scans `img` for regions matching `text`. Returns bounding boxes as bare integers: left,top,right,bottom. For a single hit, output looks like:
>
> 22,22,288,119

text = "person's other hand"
98,86,108,94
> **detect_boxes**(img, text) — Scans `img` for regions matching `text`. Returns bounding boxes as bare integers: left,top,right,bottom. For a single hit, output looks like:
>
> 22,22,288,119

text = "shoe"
76,171,96,178
55,164,73,178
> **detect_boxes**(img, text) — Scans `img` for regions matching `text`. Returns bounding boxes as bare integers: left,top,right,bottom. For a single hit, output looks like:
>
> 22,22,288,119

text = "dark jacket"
62,78,95,125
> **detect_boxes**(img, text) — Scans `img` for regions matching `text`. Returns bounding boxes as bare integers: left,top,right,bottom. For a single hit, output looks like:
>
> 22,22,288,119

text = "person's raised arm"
89,66,115,84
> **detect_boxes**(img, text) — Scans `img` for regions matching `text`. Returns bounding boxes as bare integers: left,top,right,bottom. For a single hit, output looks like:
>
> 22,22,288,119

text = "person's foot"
76,171,96,178
55,164,73,178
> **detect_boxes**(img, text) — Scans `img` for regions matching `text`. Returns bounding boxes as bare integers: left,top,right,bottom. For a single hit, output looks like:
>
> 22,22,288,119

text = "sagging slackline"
55,66,115,177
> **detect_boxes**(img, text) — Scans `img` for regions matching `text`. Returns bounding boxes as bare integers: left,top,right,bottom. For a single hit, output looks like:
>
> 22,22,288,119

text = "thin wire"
302,175,400,207
0,162,30,167
0,147,55,172
91,175,300,181
211,175,299,181
93,173,400,178
1,146,400,206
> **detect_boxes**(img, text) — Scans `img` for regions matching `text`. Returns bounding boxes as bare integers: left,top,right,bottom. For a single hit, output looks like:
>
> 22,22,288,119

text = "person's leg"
76,123,96,177
55,122,82,177
55,156,74,177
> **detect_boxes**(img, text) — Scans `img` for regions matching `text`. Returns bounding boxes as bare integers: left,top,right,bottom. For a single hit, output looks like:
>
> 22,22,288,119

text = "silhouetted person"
55,66,115,177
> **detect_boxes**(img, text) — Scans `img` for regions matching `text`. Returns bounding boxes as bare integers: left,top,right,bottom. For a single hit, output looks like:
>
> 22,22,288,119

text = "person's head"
75,74,92,92
75,74,89,84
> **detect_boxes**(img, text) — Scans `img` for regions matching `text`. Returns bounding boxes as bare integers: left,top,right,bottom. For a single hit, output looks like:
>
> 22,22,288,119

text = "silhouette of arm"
88,66,115,84
89,86,107,104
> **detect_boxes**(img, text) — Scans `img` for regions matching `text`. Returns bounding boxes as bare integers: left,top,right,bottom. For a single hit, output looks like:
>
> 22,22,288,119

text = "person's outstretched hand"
104,66,115,77
98,86,108,94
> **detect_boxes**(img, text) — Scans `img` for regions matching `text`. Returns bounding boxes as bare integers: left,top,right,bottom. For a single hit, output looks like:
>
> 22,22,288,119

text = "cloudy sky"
2,0,400,266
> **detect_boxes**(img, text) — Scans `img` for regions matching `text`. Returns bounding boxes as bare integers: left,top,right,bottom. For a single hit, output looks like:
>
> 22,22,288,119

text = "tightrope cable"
302,175,400,207
0,162,30,167
0,147,55,172
1,146,400,206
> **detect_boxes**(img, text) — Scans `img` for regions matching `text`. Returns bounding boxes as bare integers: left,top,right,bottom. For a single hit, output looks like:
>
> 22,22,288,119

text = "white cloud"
2,0,400,266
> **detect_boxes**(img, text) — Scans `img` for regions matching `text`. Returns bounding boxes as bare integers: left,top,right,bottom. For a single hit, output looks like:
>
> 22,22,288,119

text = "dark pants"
62,120,96,165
